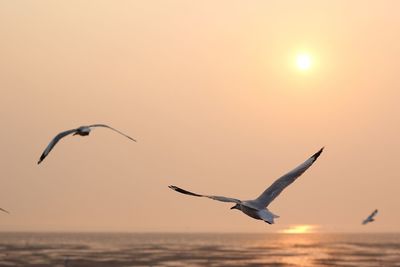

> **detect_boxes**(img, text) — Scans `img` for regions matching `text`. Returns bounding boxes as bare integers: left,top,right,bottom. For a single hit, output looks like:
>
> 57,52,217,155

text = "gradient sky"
1,1,399,233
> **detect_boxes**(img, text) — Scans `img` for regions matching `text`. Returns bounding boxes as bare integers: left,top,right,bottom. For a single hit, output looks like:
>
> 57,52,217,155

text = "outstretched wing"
168,185,241,204
253,147,324,208
0,208,9,214
368,209,378,220
89,124,136,142
38,129,78,164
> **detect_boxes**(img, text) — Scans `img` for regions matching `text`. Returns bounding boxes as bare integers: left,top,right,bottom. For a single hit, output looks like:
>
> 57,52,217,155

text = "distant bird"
169,147,324,224
0,208,9,214
38,124,136,164
362,209,378,225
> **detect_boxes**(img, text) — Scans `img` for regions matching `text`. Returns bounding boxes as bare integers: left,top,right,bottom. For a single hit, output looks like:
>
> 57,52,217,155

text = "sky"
0,1,399,233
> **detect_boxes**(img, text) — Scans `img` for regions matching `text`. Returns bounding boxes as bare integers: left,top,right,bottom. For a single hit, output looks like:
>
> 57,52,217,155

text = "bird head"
230,204,240,210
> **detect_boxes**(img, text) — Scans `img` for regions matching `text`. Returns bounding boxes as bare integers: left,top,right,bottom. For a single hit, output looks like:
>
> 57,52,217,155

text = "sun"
296,53,312,71
280,225,316,234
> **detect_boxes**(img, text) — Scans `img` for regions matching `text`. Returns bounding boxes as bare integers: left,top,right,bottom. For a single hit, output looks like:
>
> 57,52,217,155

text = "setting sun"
280,225,317,234
296,53,312,70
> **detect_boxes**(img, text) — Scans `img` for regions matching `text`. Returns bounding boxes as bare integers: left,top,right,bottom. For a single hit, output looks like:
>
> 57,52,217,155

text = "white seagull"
169,147,324,224
362,209,378,225
38,124,136,164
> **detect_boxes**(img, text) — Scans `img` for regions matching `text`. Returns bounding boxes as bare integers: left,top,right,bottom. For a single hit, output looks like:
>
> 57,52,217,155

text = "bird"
0,208,9,214
362,209,378,225
38,124,136,164
169,147,324,224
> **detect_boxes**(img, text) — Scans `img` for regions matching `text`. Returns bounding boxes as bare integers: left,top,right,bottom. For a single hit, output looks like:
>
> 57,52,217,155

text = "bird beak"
230,205,236,210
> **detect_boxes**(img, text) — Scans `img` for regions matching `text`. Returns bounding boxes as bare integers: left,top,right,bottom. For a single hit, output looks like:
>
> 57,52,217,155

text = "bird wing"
38,129,78,164
368,209,378,220
168,185,241,204
253,147,324,208
88,124,137,142
0,208,9,214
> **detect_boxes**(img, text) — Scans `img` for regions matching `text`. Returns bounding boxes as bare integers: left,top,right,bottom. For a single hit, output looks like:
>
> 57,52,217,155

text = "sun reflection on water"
276,231,325,267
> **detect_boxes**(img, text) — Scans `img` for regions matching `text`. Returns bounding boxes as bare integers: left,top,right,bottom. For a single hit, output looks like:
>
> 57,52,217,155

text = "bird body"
169,147,323,224
231,203,279,224
72,126,91,136
234,204,262,220
38,124,136,164
362,209,378,225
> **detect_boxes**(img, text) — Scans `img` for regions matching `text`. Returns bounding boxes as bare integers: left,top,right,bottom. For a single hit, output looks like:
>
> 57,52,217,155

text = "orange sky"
0,1,399,232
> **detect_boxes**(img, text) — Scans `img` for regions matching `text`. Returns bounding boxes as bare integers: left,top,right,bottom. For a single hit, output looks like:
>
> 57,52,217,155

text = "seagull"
362,209,378,225
169,147,324,224
38,124,136,164
0,208,9,214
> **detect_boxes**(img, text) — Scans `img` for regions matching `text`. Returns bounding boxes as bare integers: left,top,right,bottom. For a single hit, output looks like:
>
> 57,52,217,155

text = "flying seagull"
169,147,324,224
362,209,378,225
38,124,136,164
0,208,9,214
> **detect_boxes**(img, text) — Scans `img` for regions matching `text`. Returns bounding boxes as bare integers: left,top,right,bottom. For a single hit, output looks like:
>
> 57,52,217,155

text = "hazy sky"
1,1,400,233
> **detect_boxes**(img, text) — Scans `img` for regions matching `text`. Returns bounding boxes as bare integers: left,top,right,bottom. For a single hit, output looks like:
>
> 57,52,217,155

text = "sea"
0,233,399,267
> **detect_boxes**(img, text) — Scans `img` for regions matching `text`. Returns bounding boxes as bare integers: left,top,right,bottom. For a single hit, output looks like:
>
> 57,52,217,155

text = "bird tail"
258,209,280,224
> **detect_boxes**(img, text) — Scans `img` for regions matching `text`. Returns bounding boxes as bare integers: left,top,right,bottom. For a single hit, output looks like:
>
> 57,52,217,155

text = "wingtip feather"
37,155,45,164
311,147,324,161
168,185,202,197
0,209,9,214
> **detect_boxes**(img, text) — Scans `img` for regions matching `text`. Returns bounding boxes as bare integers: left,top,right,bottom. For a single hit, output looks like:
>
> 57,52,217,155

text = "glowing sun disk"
280,225,316,234
296,53,312,70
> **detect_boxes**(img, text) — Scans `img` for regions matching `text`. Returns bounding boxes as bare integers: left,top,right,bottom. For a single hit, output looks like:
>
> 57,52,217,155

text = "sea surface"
0,232,399,267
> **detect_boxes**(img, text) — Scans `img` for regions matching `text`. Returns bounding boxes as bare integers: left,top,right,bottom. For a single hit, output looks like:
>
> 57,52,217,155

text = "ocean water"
0,233,399,267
